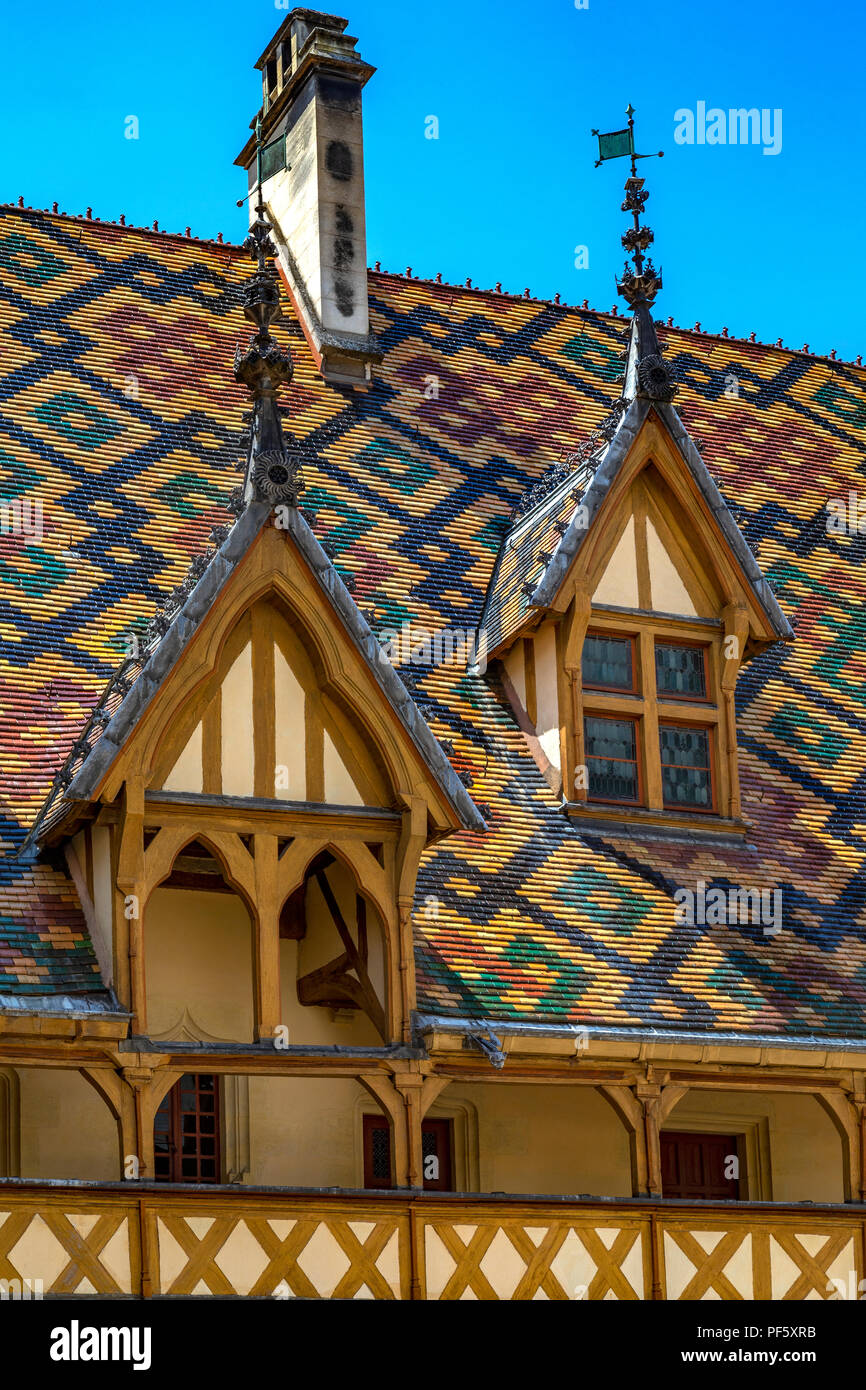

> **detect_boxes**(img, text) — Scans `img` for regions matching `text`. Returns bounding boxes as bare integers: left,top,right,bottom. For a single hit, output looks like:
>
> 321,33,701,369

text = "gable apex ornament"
251,448,304,505
593,105,677,403
233,115,307,510
637,352,677,402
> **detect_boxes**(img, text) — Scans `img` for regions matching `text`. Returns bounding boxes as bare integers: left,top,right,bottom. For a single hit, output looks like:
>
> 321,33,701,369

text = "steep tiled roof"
479,456,595,656
1,204,865,1037
0,857,104,996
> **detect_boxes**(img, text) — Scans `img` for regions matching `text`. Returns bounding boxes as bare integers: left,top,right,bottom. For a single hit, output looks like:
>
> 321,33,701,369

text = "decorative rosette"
251,449,305,505
637,354,677,401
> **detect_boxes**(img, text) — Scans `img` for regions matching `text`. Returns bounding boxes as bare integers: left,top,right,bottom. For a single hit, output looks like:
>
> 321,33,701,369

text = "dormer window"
488,410,793,840
655,641,708,700
659,722,714,810
580,623,718,816
582,632,636,692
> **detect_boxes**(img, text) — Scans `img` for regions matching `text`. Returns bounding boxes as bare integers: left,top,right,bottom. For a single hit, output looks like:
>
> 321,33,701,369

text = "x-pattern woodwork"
0,1208,129,1294
156,1211,404,1298
425,1220,644,1300
577,1225,645,1300
664,1227,751,1300
662,1223,859,1300
770,1230,857,1300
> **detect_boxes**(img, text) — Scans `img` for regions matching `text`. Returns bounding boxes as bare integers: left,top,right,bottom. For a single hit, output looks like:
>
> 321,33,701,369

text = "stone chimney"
235,9,380,385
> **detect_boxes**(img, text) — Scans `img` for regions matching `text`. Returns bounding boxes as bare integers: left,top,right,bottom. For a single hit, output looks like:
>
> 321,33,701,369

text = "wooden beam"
396,796,427,1045
632,477,653,612
305,691,325,802
523,637,537,727
816,1090,861,1204
358,1074,410,1187
253,834,282,1041
394,1071,424,1189
201,691,222,796
563,586,592,804
637,628,662,810
599,1084,650,1196
302,870,386,1041
252,602,276,799
721,602,749,818
116,780,146,1034
637,1083,663,1196
143,796,401,841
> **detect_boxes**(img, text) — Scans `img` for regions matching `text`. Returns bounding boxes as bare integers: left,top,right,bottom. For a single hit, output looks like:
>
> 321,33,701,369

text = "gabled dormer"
30,182,481,1056
480,164,792,842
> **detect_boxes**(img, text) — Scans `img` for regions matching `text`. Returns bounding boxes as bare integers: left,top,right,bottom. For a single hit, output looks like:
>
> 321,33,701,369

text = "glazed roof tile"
0,204,864,1037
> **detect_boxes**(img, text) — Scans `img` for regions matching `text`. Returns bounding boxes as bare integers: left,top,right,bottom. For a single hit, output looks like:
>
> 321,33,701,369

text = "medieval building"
0,8,863,1301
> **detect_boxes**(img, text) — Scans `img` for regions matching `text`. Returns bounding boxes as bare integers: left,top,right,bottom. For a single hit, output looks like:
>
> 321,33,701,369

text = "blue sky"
3,0,861,358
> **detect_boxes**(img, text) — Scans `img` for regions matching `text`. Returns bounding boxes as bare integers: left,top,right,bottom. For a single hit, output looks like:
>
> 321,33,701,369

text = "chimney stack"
236,9,380,385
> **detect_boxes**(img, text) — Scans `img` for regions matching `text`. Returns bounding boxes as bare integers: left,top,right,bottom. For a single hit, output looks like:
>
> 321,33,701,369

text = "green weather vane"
591,105,677,402
591,104,665,305
592,104,663,175
236,115,290,213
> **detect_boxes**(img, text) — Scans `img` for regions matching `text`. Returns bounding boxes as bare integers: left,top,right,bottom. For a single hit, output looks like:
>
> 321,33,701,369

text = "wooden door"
660,1130,741,1199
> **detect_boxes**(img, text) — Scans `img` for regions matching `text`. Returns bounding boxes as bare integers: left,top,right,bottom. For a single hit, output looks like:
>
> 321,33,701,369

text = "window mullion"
639,629,663,809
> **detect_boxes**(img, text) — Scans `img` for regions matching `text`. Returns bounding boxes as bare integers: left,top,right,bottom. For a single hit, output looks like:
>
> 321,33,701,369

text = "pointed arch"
275,835,392,935
149,588,394,809
277,841,392,1043
142,826,256,916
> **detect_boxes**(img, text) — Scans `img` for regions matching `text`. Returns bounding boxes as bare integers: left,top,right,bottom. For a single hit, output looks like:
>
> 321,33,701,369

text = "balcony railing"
0,1180,862,1299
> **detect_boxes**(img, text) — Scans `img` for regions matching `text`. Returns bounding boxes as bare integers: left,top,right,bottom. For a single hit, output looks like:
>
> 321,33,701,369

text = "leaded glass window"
582,633,635,691
363,1115,454,1190
655,642,707,699
659,724,712,808
584,715,640,802
371,1123,390,1181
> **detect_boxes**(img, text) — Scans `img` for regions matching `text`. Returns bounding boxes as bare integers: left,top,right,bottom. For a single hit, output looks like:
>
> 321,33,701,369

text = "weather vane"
591,105,676,401
592,104,665,310
236,115,290,214
591,104,663,174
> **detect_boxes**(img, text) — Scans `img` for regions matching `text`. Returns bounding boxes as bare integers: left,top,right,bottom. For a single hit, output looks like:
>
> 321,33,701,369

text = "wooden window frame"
569,607,744,826
420,1117,454,1192
658,718,716,814
582,630,639,695
583,712,643,807
153,1073,222,1185
654,637,710,704
362,1113,393,1189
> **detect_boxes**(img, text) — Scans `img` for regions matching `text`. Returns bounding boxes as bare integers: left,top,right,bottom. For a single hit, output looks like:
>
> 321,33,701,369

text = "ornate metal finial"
593,106,676,402
232,116,305,508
